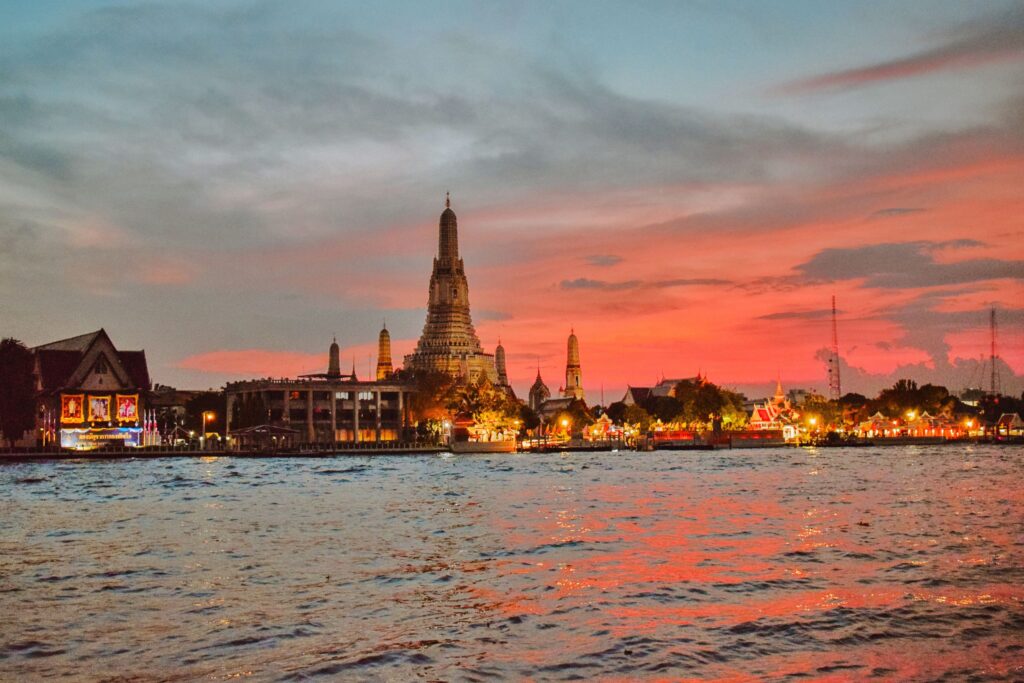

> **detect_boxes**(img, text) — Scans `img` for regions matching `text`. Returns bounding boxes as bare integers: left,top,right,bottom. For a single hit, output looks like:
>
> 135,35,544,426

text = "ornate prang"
563,330,584,400
404,197,497,383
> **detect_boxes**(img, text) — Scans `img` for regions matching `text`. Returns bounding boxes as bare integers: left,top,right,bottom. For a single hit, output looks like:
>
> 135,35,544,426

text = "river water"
2,446,1022,681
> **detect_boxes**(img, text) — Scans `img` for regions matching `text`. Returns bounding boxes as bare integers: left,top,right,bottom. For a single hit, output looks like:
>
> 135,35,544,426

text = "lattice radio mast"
828,295,842,401
989,307,999,396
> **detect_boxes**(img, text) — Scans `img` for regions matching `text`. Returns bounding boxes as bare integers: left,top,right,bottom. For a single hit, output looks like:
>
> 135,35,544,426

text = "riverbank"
2,435,1020,460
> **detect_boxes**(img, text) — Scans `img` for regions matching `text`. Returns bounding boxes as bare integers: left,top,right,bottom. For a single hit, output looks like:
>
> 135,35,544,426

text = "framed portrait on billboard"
88,395,111,422
116,394,139,423
61,394,85,423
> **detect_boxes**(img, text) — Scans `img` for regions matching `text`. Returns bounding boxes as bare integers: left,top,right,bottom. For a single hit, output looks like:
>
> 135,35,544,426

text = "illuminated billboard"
116,394,139,423
61,394,85,423
61,427,142,450
88,395,111,422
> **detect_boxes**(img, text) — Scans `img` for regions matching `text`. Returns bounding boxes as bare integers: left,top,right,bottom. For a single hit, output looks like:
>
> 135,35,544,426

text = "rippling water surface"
2,446,1023,681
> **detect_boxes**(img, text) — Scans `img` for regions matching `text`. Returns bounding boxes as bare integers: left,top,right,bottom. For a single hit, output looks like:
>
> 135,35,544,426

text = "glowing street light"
202,411,214,437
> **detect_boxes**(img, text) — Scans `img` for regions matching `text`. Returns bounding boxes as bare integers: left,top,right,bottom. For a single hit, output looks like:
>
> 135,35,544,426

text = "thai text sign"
61,427,142,449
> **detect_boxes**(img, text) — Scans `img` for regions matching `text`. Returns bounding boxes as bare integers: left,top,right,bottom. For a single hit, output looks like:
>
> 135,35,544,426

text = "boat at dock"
450,440,517,454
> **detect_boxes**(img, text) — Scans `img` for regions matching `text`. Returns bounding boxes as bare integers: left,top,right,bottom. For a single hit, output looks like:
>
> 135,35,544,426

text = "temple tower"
495,339,508,386
529,367,550,412
376,325,393,380
563,329,584,400
327,337,341,378
404,195,497,383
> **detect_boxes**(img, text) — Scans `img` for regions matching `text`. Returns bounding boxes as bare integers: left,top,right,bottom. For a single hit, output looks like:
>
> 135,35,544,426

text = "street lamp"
202,411,214,437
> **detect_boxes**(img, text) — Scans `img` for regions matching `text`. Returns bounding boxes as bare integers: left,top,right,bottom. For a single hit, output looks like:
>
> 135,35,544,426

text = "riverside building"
224,329,415,446
30,329,152,449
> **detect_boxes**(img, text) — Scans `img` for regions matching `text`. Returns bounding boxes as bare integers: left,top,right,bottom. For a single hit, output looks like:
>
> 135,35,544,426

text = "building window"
94,356,109,374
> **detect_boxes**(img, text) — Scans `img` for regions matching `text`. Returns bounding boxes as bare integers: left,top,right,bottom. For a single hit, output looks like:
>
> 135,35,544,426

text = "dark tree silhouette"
518,403,540,432
184,392,225,434
0,338,36,448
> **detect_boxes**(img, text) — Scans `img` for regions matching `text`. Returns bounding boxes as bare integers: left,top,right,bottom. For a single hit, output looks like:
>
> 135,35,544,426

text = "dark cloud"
870,207,926,218
758,309,835,321
0,1,850,255
560,278,641,291
651,278,731,288
795,241,1023,289
561,277,728,291
476,309,512,321
775,7,1024,94
585,254,623,267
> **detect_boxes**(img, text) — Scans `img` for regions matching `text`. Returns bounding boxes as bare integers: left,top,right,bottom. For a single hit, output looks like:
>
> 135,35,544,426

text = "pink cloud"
774,21,1024,95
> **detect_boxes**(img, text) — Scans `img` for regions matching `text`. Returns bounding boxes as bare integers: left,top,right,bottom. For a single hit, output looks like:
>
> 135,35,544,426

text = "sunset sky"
2,1,1022,400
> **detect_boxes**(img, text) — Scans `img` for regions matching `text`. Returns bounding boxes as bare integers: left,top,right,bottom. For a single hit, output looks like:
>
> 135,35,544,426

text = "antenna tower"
828,295,842,400
989,307,999,396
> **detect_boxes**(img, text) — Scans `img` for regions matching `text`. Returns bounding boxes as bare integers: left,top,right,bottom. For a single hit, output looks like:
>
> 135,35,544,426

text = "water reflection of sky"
2,446,1022,680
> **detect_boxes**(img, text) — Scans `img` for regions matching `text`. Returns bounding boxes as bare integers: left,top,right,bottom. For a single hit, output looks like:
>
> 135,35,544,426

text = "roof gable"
32,330,149,392
622,386,651,405
34,329,105,353
67,333,133,390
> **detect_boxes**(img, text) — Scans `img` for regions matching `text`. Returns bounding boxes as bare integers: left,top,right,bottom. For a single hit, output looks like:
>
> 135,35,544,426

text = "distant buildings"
621,375,702,405
530,330,591,434
224,329,414,445
995,413,1023,436
223,197,509,446
748,379,794,433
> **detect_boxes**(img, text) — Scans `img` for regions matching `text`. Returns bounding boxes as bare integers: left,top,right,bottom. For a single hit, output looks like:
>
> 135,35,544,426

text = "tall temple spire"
563,329,584,401
438,193,459,263
529,366,550,412
327,337,341,378
495,338,508,386
376,324,393,381
404,197,497,383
